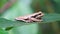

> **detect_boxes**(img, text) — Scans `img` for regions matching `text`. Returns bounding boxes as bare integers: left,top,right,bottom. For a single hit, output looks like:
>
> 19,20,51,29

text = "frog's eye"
24,18,29,20
31,13,42,18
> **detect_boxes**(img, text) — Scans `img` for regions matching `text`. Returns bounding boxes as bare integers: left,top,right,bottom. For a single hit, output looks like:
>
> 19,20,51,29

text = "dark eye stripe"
31,13,41,18
24,18,29,20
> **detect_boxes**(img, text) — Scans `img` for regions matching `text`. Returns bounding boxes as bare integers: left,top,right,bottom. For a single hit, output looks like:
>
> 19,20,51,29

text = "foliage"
0,0,60,34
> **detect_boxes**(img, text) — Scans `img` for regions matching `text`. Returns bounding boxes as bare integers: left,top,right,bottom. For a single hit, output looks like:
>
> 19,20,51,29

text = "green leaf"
0,18,24,28
0,13,60,34
43,13,60,23
0,13,60,28
0,28,8,34
8,23,42,34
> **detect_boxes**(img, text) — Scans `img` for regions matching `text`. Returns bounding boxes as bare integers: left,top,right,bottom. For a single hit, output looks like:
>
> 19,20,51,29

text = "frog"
15,11,44,22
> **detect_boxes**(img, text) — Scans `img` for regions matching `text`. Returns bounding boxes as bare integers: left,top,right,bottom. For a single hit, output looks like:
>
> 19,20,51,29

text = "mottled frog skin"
16,11,44,22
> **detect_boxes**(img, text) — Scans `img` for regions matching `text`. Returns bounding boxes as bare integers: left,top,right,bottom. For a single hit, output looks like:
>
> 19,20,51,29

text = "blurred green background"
0,0,60,34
